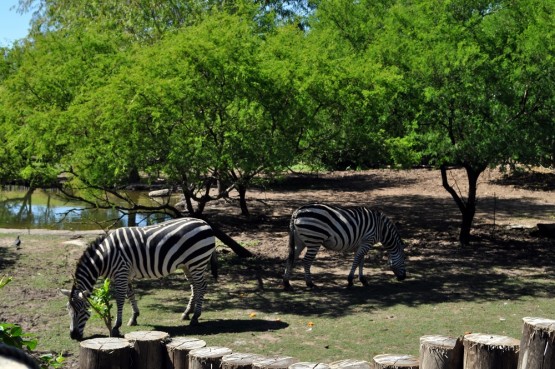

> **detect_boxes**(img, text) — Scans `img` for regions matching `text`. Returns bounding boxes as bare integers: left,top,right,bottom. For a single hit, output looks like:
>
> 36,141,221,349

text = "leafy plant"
88,278,114,336
39,353,66,369
0,323,38,351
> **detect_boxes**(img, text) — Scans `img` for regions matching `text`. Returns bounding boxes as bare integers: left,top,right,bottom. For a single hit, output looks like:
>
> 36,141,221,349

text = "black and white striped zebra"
61,218,216,340
283,204,407,289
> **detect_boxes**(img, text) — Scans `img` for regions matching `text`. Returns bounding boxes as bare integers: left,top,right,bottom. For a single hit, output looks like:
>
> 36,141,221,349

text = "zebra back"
72,218,216,294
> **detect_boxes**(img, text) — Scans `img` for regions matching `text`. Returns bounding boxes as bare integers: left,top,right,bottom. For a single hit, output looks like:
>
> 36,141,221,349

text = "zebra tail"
210,250,219,282
287,216,297,267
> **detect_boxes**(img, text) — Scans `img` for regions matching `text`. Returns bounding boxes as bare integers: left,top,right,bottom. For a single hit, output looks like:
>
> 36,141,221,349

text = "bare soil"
211,167,554,261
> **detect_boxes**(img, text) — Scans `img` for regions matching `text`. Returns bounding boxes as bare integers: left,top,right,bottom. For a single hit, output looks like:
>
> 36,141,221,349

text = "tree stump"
124,331,170,369
419,335,463,369
189,346,233,369
221,353,267,369
80,337,133,369
252,356,299,369
517,317,555,369
372,354,419,369
463,333,520,369
329,359,371,369
289,362,330,369
166,337,207,369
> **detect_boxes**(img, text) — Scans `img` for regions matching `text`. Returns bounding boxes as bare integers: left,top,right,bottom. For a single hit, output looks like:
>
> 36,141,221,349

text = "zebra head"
61,287,91,340
388,240,406,281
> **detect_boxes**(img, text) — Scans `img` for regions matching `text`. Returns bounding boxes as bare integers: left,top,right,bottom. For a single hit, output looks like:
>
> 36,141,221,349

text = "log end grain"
289,362,331,369
372,354,419,369
167,337,207,351
522,317,555,334
189,346,233,359
221,353,268,369
253,356,299,369
328,359,371,369
124,330,170,343
464,333,520,350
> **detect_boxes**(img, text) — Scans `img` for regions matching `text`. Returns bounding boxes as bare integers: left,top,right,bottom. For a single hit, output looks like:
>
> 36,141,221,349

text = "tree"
370,0,555,244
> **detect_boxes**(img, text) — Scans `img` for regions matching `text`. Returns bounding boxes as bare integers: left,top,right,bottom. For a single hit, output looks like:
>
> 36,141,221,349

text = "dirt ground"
206,167,555,259
1,167,554,367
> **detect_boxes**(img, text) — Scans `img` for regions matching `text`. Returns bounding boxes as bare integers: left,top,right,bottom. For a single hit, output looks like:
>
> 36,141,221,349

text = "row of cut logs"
78,317,555,369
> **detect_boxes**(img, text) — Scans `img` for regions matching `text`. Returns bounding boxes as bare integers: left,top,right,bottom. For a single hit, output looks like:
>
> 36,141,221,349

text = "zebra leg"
181,283,195,322
181,268,207,325
302,246,320,289
348,246,370,288
111,278,128,337
283,229,306,290
126,282,140,326
358,258,369,286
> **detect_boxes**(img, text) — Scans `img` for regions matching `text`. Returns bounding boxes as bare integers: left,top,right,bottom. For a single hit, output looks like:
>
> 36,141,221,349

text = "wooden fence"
76,316,553,369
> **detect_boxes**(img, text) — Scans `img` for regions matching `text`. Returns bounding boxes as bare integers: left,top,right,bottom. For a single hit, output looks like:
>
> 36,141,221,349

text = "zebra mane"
72,234,108,291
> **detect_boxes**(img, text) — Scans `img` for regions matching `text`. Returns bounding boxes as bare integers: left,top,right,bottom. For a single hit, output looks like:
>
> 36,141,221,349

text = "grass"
1,230,554,368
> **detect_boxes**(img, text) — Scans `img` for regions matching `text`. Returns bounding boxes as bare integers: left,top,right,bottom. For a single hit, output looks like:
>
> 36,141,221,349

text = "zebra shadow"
151,318,288,336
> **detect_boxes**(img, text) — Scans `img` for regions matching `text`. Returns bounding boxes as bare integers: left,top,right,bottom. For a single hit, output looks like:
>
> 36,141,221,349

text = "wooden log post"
166,337,207,369
463,333,520,369
329,359,371,369
221,353,267,369
80,337,133,369
189,346,233,369
289,362,331,369
419,335,463,369
517,317,555,369
124,331,170,369
252,356,299,369
372,354,419,369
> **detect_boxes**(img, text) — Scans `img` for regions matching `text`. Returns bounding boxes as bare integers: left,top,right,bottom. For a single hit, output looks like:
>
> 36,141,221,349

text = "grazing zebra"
283,204,406,289
61,218,216,340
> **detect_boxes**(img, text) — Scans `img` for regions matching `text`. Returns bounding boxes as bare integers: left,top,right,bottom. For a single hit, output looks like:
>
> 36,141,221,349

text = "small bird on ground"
13,236,21,250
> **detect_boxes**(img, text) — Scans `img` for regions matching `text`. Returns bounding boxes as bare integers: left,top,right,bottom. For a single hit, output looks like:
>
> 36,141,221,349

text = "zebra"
283,204,407,290
61,217,216,340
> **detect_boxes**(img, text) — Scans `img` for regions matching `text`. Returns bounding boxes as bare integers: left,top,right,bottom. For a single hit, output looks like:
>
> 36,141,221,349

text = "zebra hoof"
181,313,190,321
189,318,199,326
111,328,122,338
127,318,138,326
283,280,293,291
360,277,369,287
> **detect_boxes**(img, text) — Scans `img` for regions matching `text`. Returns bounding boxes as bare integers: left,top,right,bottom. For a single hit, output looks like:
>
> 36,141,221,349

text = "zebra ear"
60,289,71,297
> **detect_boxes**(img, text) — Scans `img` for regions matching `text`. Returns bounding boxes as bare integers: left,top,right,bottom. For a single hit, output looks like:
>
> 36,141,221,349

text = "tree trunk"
124,331,169,369
79,337,132,369
205,220,252,257
419,335,463,369
517,317,555,369
440,164,485,245
237,184,250,217
463,333,520,369
166,337,206,369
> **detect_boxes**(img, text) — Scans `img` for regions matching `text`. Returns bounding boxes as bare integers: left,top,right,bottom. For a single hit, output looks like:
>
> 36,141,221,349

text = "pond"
0,186,173,230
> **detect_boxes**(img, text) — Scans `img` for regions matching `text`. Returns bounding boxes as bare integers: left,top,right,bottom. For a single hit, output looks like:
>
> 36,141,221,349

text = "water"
0,186,173,230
